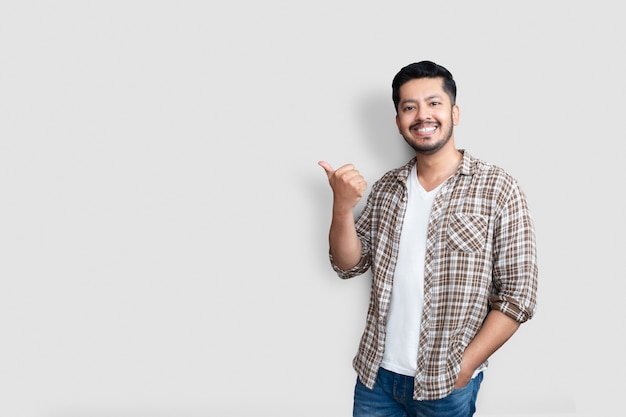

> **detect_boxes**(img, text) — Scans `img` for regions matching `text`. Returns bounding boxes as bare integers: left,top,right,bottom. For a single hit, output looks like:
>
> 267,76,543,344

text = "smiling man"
319,61,538,417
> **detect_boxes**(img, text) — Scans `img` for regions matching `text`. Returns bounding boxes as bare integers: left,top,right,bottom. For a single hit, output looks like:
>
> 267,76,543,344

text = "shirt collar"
457,149,475,176
397,149,477,183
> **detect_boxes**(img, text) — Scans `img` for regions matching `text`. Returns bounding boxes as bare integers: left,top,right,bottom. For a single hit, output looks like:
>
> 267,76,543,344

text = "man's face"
395,77,459,155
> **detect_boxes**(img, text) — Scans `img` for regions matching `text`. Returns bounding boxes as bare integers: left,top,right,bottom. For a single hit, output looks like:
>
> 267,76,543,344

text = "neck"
415,147,462,192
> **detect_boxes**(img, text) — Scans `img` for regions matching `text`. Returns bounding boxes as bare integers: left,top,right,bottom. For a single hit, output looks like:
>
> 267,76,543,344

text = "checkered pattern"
329,150,538,400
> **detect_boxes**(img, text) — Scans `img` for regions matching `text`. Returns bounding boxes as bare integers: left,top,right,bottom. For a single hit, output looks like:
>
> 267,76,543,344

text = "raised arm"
318,161,367,270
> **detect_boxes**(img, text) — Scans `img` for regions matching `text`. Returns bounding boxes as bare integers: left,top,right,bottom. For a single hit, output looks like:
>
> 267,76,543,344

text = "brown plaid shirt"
330,150,538,400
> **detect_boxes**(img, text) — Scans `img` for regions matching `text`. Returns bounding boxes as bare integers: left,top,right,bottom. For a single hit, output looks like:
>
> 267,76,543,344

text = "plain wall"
1,1,623,416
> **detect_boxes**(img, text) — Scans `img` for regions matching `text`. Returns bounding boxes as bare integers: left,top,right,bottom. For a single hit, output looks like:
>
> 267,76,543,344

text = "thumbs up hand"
318,161,367,212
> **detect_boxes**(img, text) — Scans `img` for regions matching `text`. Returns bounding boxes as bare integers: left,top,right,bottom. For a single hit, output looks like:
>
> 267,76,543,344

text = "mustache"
410,121,439,130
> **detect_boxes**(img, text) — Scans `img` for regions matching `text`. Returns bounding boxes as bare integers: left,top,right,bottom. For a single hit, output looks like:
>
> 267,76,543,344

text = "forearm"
456,310,521,387
328,208,362,270
318,161,368,271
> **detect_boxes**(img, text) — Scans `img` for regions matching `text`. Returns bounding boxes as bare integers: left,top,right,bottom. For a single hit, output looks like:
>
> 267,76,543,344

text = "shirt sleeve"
329,244,370,279
489,178,538,323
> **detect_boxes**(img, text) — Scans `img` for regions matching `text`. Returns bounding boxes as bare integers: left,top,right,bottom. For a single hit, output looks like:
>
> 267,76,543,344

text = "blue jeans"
353,367,483,417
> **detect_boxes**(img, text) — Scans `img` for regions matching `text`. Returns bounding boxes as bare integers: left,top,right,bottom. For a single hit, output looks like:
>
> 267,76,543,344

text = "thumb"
318,161,334,178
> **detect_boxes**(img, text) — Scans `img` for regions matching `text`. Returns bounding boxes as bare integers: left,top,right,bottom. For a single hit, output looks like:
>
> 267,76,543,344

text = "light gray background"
1,1,623,416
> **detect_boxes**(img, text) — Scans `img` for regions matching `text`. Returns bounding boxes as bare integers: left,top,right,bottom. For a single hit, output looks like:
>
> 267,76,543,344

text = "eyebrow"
400,94,444,106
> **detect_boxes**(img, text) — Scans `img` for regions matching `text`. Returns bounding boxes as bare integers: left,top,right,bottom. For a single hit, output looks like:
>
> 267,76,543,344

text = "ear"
395,114,402,133
452,104,460,126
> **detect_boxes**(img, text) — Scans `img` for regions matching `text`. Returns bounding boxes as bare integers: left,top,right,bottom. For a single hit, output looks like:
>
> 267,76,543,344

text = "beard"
403,122,454,155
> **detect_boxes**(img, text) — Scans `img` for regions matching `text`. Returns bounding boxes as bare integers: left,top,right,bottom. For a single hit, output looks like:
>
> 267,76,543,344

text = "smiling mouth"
411,124,438,135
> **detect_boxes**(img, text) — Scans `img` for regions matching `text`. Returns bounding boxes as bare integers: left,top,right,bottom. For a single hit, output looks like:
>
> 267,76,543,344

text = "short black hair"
392,61,457,112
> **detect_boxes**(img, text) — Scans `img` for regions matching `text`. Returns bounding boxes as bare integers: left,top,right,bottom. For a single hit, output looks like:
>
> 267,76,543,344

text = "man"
318,61,538,417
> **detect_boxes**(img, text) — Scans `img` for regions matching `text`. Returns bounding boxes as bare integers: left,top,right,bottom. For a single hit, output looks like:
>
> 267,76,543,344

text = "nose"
415,104,430,122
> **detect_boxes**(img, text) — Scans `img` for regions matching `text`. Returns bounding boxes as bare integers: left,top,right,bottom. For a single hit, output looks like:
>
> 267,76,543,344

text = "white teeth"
417,126,436,133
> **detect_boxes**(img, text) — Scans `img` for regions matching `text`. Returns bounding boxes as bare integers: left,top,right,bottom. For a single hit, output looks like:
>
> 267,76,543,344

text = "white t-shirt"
381,165,442,376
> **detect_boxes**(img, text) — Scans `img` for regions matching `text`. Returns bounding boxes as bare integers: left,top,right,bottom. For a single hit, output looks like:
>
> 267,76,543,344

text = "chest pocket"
446,213,488,253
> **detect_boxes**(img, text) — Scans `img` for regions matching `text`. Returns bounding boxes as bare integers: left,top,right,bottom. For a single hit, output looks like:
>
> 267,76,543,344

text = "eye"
430,101,441,106
403,105,415,111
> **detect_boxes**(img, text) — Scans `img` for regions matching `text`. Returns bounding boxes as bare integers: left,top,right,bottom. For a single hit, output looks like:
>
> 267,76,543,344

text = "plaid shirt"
330,150,538,400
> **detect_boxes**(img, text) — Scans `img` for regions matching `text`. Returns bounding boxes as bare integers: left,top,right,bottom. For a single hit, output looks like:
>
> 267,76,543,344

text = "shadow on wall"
307,88,413,239
356,89,414,180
